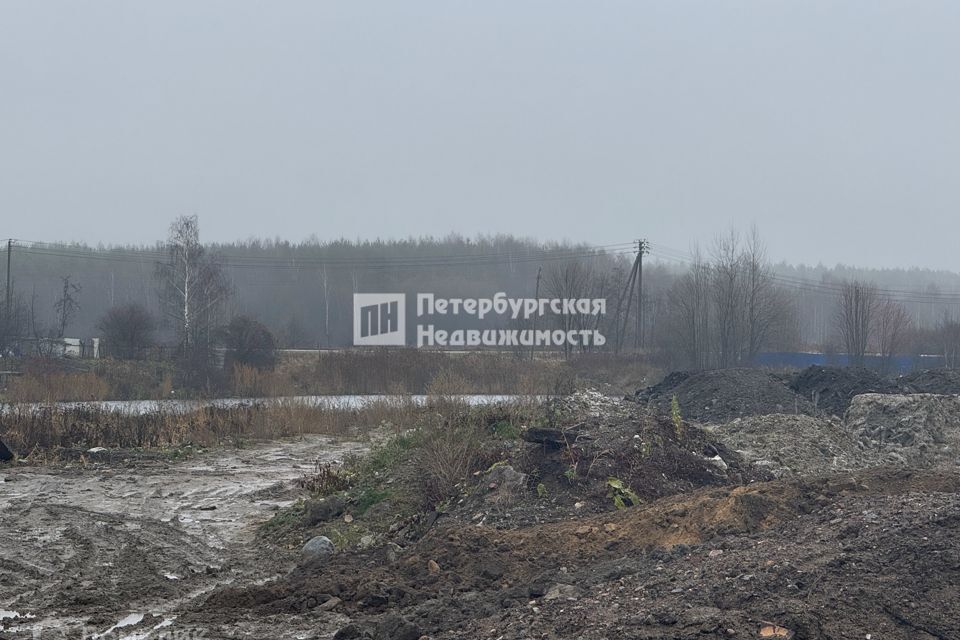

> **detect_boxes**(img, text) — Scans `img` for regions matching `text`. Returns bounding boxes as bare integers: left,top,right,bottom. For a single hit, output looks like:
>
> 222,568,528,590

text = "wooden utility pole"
531,266,541,360
615,253,640,354
635,239,649,349
321,264,330,347
4,239,11,324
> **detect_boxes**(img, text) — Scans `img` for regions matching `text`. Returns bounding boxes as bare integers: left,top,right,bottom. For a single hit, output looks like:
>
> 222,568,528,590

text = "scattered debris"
759,623,794,638
521,426,587,448
709,413,871,477
480,463,527,504
846,393,960,466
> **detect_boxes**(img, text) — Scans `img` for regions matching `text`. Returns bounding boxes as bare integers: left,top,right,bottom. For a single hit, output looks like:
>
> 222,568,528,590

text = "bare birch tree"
156,215,231,380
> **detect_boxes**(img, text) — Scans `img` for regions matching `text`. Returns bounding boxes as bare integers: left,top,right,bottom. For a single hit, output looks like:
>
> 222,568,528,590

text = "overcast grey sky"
1,1,958,269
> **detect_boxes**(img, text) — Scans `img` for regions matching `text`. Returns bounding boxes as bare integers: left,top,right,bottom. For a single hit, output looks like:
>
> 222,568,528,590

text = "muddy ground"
3,381,960,639
0,436,366,639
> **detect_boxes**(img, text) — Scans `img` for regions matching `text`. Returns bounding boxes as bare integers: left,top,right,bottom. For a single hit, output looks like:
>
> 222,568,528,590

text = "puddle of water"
94,612,144,639
0,610,37,633
118,616,175,640
10,394,540,415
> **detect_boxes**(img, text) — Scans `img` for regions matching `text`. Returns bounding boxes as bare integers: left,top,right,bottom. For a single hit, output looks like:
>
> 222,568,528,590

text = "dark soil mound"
435,399,771,531
200,469,960,640
789,365,896,416
897,368,960,395
635,368,813,423
501,412,771,526
0,438,12,462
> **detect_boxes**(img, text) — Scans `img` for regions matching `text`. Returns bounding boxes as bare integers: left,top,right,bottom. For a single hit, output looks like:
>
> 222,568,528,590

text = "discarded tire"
0,438,13,462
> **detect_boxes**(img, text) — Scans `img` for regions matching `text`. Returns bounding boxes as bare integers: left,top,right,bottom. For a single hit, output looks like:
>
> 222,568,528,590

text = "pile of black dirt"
789,365,896,416
437,405,772,531
0,437,13,462
634,368,814,424
897,368,960,395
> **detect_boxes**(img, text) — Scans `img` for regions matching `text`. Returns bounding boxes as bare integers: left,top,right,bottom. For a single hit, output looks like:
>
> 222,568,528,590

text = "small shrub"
671,394,684,441
355,487,391,515
298,461,350,495
415,416,484,507
607,477,641,509
491,420,521,440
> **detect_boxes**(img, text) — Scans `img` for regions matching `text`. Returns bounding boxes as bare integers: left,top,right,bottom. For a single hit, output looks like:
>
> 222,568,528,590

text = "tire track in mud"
0,435,366,638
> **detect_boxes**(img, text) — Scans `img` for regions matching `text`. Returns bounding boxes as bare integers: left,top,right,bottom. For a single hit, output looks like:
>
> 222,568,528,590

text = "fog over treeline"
5,227,960,364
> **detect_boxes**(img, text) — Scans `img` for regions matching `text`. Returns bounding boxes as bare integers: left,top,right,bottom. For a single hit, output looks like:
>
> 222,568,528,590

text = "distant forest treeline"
2,234,633,347
4,229,960,362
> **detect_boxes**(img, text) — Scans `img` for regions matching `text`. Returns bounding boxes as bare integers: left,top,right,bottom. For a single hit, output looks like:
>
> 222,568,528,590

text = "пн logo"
353,293,406,346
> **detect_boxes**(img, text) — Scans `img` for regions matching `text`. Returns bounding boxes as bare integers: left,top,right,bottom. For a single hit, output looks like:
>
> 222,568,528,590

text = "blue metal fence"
753,352,945,374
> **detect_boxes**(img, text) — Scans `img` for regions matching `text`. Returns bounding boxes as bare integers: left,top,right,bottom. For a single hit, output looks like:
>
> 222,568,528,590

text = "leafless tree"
711,230,746,367
0,291,27,356
544,260,594,358
874,298,912,373
835,279,879,367
666,246,712,369
98,303,156,359
156,215,231,380
938,315,960,369
744,226,787,361
662,230,788,370
28,288,56,357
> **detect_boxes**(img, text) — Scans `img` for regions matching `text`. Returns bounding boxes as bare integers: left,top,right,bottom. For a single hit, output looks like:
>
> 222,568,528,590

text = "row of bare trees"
0,276,84,357
835,280,913,371
657,228,793,370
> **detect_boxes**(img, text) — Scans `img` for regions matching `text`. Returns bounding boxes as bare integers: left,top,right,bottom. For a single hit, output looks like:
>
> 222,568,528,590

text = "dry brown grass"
2,358,178,403
566,353,662,394
1,350,659,403
0,397,433,456
278,349,572,395
6,371,110,403
231,363,289,397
